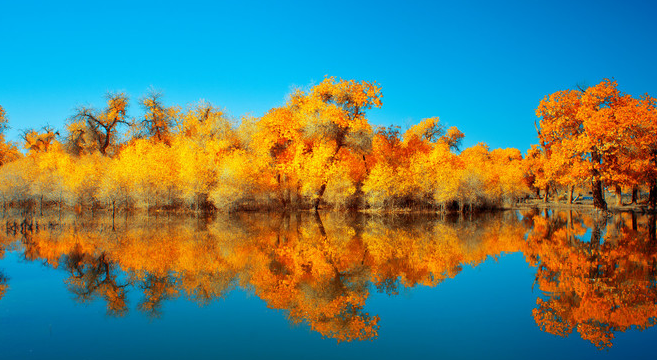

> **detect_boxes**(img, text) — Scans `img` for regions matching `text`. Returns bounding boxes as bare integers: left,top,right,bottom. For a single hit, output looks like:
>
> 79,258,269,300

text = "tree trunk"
592,180,607,210
101,129,111,155
615,185,623,207
312,184,327,211
591,151,607,210
589,217,605,279
285,188,291,209
276,174,286,209
650,179,657,210
651,152,657,209
648,179,657,210
647,216,656,278
649,214,656,247
631,186,638,204
568,185,574,204
313,210,327,237
543,185,549,203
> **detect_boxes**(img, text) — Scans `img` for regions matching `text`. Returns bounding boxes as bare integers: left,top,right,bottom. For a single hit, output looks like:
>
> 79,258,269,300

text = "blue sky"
1,0,655,151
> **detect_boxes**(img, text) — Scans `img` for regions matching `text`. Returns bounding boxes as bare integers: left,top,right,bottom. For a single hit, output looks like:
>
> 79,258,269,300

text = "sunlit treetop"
22,127,59,154
403,117,464,151
0,105,22,166
140,90,179,144
178,101,230,141
290,76,383,133
403,117,443,143
69,92,130,156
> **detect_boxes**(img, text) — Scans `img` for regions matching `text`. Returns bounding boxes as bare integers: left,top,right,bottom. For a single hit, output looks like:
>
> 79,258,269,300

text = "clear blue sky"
1,0,655,151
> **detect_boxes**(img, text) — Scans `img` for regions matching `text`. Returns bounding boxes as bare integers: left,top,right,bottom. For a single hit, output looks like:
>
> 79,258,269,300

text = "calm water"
1,210,656,359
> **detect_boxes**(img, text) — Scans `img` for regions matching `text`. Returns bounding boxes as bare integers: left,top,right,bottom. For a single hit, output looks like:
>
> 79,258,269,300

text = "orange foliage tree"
253,77,382,210
69,93,130,156
535,79,657,209
0,105,20,166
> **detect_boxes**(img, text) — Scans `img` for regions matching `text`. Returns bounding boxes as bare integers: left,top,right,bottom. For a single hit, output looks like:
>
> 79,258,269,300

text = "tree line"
0,77,655,213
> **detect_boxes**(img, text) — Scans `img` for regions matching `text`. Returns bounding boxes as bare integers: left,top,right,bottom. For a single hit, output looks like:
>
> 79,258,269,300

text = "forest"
0,77,655,213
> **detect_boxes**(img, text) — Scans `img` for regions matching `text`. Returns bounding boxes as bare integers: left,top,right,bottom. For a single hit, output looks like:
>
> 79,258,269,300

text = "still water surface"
1,210,655,359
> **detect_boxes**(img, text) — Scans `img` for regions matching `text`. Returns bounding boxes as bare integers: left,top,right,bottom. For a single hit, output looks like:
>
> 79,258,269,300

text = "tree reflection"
525,211,657,349
243,212,378,341
0,234,11,301
137,273,178,318
2,212,527,341
0,270,7,301
3,210,657,347
64,249,129,317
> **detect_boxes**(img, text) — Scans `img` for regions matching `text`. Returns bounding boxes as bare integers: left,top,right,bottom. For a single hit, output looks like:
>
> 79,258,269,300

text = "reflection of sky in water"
0,211,656,359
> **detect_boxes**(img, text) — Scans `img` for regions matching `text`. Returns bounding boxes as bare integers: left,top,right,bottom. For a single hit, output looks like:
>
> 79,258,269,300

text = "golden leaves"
533,79,657,201
1,78,535,212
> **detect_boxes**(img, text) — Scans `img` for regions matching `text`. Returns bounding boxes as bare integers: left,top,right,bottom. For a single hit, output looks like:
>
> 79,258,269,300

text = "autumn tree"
489,147,530,206
523,145,547,199
19,127,63,212
0,105,20,166
405,118,466,209
535,79,657,210
175,101,238,210
361,116,524,212
291,77,382,210
249,78,381,210
626,95,657,208
22,126,59,154
578,81,635,208
69,93,129,156
0,158,31,209
535,86,599,207
361,125,414,209
139,90,178,144
177,100,235,142
403,117,464,151
362,117,467,210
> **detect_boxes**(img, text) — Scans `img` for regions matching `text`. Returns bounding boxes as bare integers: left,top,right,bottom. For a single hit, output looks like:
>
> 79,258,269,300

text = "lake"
1,209,656,359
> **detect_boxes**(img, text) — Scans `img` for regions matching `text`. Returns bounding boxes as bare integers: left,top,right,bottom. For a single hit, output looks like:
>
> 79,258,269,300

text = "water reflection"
524,210,657,349
0,270,7,300
0,231,13,300
1,210,656,348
